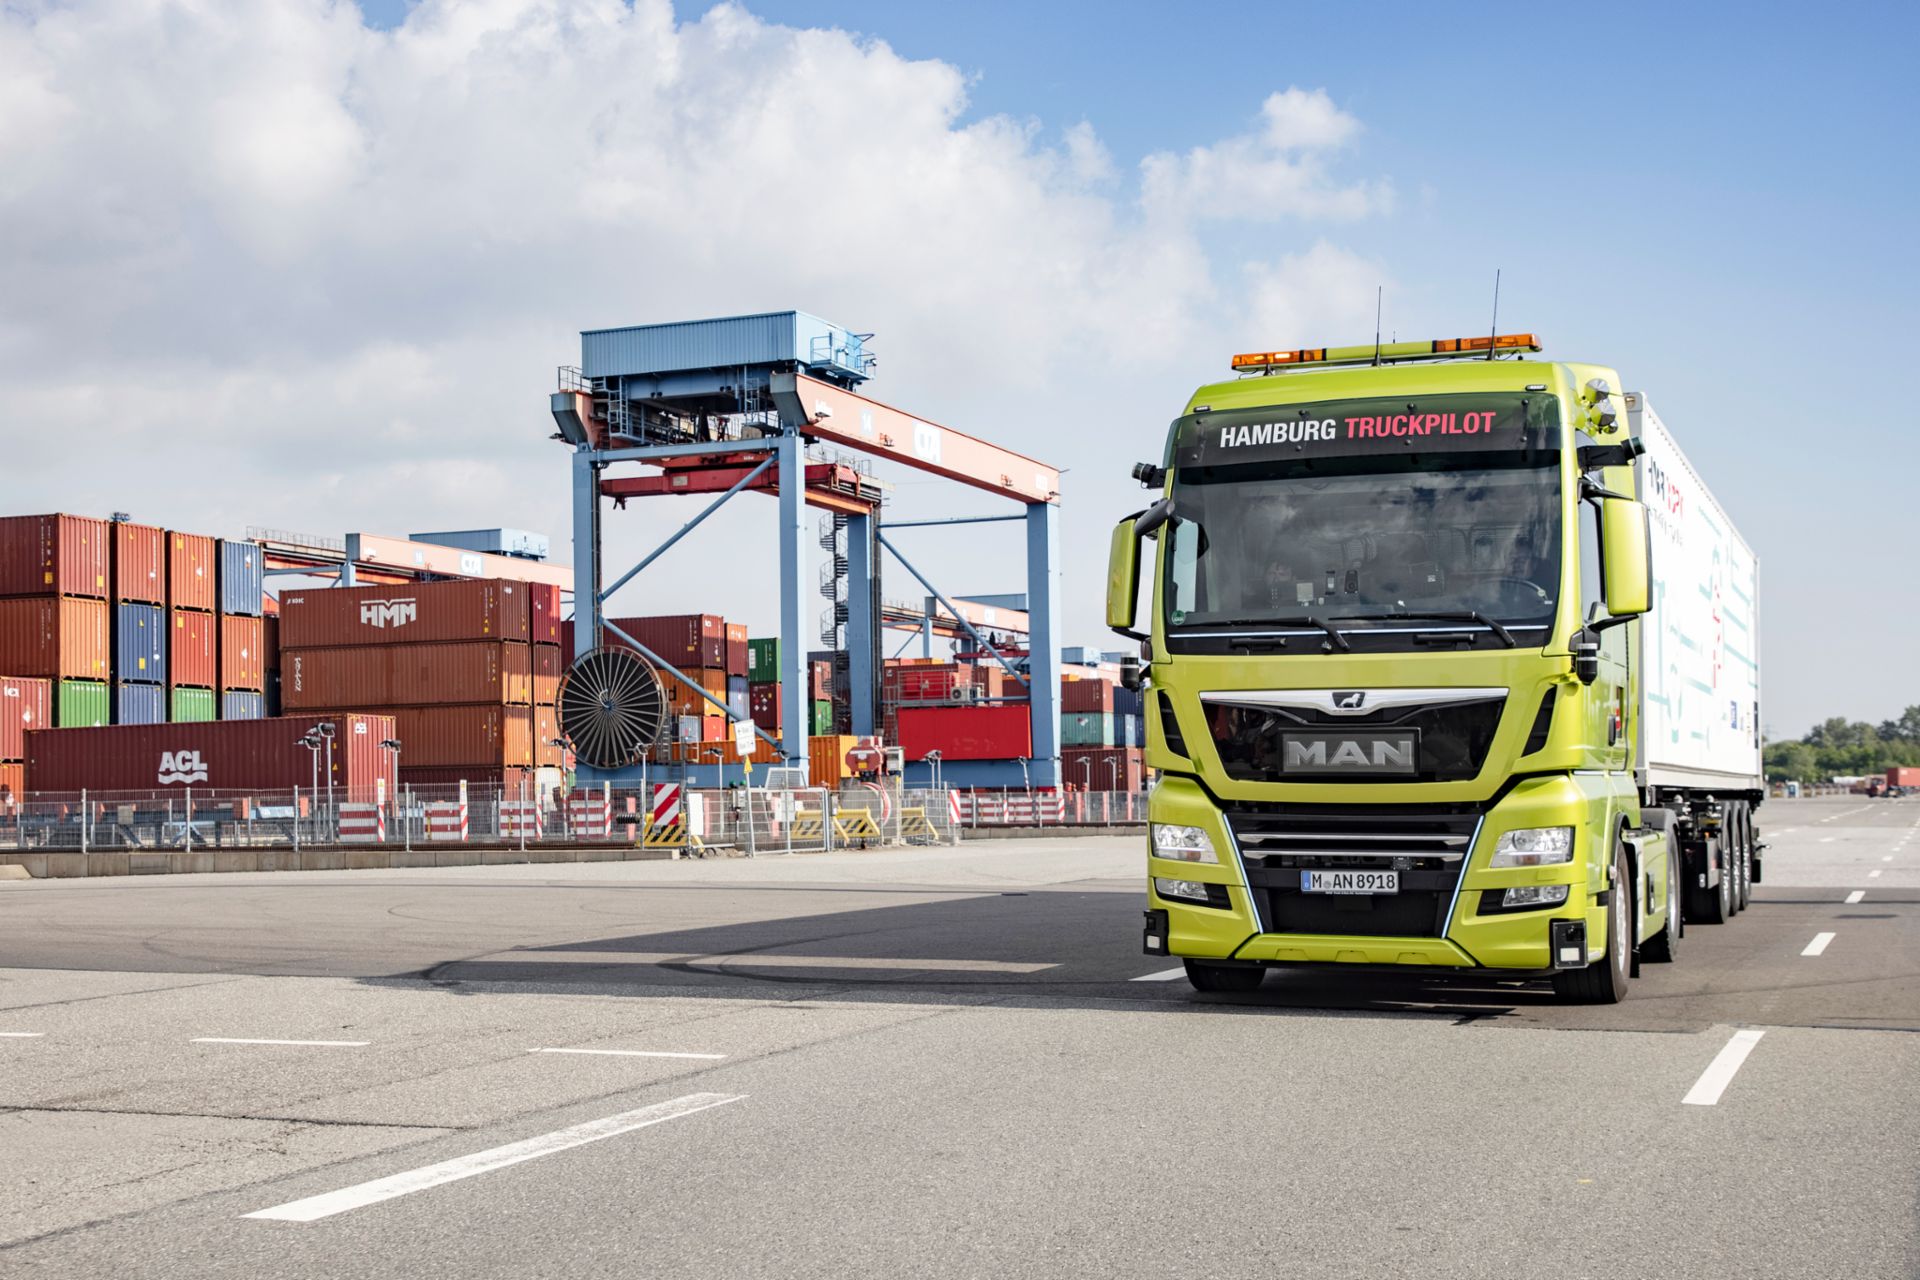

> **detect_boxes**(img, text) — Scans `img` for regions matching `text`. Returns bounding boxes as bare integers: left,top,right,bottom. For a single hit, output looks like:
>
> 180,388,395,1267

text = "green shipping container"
56,679,110,727
747,637,781,684
170,686,217,723
811,699,833,736
1060,711,1116,747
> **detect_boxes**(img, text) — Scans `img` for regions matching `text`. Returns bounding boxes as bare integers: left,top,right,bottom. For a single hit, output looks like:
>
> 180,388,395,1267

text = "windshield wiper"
1189,615,1352,653
1334,610,1518,648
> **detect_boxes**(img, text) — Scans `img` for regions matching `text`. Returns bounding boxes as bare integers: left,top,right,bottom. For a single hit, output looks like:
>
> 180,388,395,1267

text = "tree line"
1764,706,1920,782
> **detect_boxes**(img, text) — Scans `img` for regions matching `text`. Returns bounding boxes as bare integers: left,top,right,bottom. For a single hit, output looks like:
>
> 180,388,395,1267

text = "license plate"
1300,869,1399,895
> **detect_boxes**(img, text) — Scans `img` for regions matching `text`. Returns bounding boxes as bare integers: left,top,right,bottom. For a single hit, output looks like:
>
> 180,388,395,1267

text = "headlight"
1154,877,1214,904
1501,884,1570,908
1151,823,1217,864
1488,826,1574,868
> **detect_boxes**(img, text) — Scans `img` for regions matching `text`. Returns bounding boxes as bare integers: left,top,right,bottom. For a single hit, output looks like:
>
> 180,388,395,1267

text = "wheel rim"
1668,859,1680,939
1613,861,1629,981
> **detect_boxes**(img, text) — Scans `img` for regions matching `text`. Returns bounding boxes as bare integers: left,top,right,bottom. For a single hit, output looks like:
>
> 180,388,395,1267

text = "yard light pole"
317,721,336,842
379,739,402,847
298,730,322,846
924,749,943,792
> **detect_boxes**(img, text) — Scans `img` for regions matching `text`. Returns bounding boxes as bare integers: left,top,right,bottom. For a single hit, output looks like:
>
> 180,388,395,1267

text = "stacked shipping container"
216,539,265,720
280,579,545,789
0,675,52,800
0,515,111,726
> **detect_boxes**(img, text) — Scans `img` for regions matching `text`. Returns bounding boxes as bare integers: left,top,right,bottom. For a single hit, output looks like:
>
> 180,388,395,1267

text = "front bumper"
1147,773,1621,972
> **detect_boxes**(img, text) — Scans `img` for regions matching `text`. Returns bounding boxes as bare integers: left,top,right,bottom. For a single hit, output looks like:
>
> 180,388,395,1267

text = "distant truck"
1109,333,1763,1003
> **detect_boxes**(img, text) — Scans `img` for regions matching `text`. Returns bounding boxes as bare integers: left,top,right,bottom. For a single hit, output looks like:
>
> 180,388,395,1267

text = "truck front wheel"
1641,847,1681,963
1184,960,1266,994
1553,846,1632,1004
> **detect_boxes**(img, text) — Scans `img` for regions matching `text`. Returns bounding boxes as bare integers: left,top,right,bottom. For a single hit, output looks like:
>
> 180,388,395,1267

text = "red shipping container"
749,682,782,731
533,644,561,705
528,582,563,647
725,623,749,678
389,705,532,768
399,765,537,792
111,522,166,605
606,614,725,669
279,580,532,649
262,616,280,671
283,642,533,709
1,675,53,762
811,659,833,701
534,703,563,767
0,514,109,600
1060,677,1116,714
0,598,110,680
166,531,217,613
1889,766,1920,787
896,704,1031,761
24,713,397,799
1063,746,1145,792
219,615,265,692
169,609,217,688
0,762,22,802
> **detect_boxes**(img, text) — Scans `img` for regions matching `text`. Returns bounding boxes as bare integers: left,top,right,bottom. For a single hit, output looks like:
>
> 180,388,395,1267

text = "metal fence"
949,789,1149,828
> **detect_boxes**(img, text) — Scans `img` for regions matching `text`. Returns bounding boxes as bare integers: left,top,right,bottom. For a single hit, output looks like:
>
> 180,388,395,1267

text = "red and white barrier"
567,795,612,839
424,801,469,842
338,803,386,843
649,783,683,828
499,800,543,839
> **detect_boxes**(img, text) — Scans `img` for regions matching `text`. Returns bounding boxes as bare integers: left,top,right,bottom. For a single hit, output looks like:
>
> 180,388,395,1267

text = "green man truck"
1107,334,1762,1002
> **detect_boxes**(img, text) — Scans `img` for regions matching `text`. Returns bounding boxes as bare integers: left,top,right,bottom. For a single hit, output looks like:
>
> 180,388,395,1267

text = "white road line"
0,1031,46,1038
192,1038,371,1047
528,1048,727,1060
1683,1029,1766,1106
1801,932,1836,957
244,1092,744,1222
1883,855,1895,862
1846,890,1866,904
1870,870,1883,878
1819,837,1836,843
1130,967,1189,982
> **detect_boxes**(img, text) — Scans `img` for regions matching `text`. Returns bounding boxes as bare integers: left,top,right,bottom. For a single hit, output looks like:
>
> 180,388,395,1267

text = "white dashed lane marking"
1683,1029,1766,1106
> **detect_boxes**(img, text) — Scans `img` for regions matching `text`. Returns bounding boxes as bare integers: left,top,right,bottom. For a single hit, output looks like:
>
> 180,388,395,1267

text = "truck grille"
1206,696,1505,783
1225,803,1483,938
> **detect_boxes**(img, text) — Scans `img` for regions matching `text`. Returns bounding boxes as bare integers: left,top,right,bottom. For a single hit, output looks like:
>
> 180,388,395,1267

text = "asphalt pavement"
1,795,1914,1277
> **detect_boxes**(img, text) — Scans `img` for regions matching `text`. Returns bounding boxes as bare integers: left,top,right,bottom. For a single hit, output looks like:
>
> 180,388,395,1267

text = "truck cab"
1109,334,1695,1003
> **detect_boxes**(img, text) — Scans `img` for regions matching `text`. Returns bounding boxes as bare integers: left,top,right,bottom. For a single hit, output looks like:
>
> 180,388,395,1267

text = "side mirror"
1600,497,1651,617
1107,516,1145,638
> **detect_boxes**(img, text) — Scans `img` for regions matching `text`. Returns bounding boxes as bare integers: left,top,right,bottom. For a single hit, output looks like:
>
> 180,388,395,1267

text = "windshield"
1161,393,1562,645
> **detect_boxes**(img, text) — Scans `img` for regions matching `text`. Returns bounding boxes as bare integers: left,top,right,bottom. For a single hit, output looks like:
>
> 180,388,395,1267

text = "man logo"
1333,691,1367,710
158,750,209,785
359,598,418,629
1283,735,1417,774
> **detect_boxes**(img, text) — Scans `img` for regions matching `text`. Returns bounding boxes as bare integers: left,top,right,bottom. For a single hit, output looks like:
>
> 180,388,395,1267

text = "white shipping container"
1629,394,1761,790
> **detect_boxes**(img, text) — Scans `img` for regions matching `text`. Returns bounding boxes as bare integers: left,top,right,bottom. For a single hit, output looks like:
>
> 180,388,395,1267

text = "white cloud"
1241,242,1392,352
0,0,1392,644
1140,87,1389,225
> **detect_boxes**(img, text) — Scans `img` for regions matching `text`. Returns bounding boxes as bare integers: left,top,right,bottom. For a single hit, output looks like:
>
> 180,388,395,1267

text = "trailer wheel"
1688,834,1731,925
1184,960,1265,994
1553,845,1632,1003
1642,846,1680,963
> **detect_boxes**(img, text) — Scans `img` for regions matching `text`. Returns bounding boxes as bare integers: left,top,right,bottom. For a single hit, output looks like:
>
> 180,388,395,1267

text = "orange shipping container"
283,642,533,709
166,532,217,613
220,615,265,692
0,762,25,802
533,644,561,705
665,667,730,718
169,609,217,688
0,514,108,600
809,734,857,788
111,521,166,604
0,597,110,680
389,705,533,768
533,702,562,767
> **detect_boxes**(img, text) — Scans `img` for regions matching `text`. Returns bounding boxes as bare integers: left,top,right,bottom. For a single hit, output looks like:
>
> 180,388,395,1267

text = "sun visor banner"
1173,396,1556,468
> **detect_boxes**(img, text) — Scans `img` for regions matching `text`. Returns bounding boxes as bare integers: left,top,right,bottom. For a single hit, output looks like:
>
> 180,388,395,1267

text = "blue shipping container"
115,682,166,725
113,602,167,684
221,690,265,721
1126,714,1145,748
217,540,264,616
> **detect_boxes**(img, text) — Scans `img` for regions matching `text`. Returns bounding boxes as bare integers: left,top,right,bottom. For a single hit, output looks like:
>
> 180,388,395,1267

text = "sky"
1,0,1913,738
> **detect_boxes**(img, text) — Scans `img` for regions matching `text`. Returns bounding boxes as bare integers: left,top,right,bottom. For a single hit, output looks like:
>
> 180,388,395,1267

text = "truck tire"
1553,845,1632,1003
1641,847,1680,963
1688,835,1731,925
1734,804,1753,911
1184,960,1265,994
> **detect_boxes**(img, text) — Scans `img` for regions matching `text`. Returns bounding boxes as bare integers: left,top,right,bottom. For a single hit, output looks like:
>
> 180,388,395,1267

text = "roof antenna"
1372,286,1384,365
1486,268,1501,360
